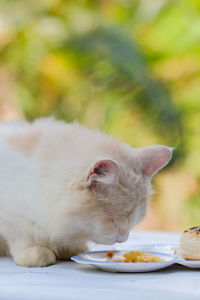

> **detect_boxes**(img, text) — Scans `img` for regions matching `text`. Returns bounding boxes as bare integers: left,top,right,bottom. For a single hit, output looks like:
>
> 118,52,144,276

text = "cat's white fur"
0,118,172,267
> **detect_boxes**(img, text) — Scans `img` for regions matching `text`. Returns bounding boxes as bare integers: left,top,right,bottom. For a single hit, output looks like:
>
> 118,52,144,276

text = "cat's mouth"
91,233,129,245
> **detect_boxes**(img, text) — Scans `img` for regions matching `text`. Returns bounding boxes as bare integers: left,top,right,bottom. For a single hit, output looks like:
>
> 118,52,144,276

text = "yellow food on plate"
175,226,200,260
106,250,164,263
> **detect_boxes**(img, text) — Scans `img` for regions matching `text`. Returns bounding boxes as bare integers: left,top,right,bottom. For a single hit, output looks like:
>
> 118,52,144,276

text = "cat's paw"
13,246,56,267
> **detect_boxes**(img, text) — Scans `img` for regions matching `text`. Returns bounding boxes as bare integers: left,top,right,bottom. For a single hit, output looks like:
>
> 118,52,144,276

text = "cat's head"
65,143,173,245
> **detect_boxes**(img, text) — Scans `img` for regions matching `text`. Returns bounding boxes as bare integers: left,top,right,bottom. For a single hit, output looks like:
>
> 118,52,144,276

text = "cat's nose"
115,233,129,243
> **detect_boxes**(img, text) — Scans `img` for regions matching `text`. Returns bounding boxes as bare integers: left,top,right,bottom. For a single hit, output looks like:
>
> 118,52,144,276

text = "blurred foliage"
0,0,200,230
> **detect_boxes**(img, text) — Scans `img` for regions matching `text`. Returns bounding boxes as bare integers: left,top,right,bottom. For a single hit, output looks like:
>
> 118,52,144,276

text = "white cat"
0,118,172,267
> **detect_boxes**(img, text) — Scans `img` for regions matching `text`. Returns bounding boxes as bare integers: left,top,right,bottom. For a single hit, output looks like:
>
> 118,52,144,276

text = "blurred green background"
0,0,200,231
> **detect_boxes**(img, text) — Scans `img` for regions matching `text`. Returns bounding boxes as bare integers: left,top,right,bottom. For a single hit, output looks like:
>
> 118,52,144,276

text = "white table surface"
0,231,199,300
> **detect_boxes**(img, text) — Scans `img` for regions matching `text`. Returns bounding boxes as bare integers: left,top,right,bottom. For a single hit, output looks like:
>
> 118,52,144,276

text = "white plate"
176,259,200,268
71,250,177,273
122,243,178,254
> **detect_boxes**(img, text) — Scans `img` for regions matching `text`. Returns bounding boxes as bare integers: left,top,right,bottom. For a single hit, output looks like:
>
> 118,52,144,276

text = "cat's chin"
90,232,129,245
92,240,116,245
90,237,118,245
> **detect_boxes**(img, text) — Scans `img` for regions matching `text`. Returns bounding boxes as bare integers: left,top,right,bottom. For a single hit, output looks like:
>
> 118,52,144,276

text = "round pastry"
175,226,200,260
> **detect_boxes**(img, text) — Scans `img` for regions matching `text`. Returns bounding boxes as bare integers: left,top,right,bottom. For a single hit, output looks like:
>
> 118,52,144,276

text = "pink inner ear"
87,161,108,181
87,159,119,186
141,145,172,177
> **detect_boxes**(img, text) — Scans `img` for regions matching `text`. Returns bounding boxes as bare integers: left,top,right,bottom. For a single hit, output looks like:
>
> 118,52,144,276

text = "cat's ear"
6,129,42,156
137,145,173,177
87,159,119,186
